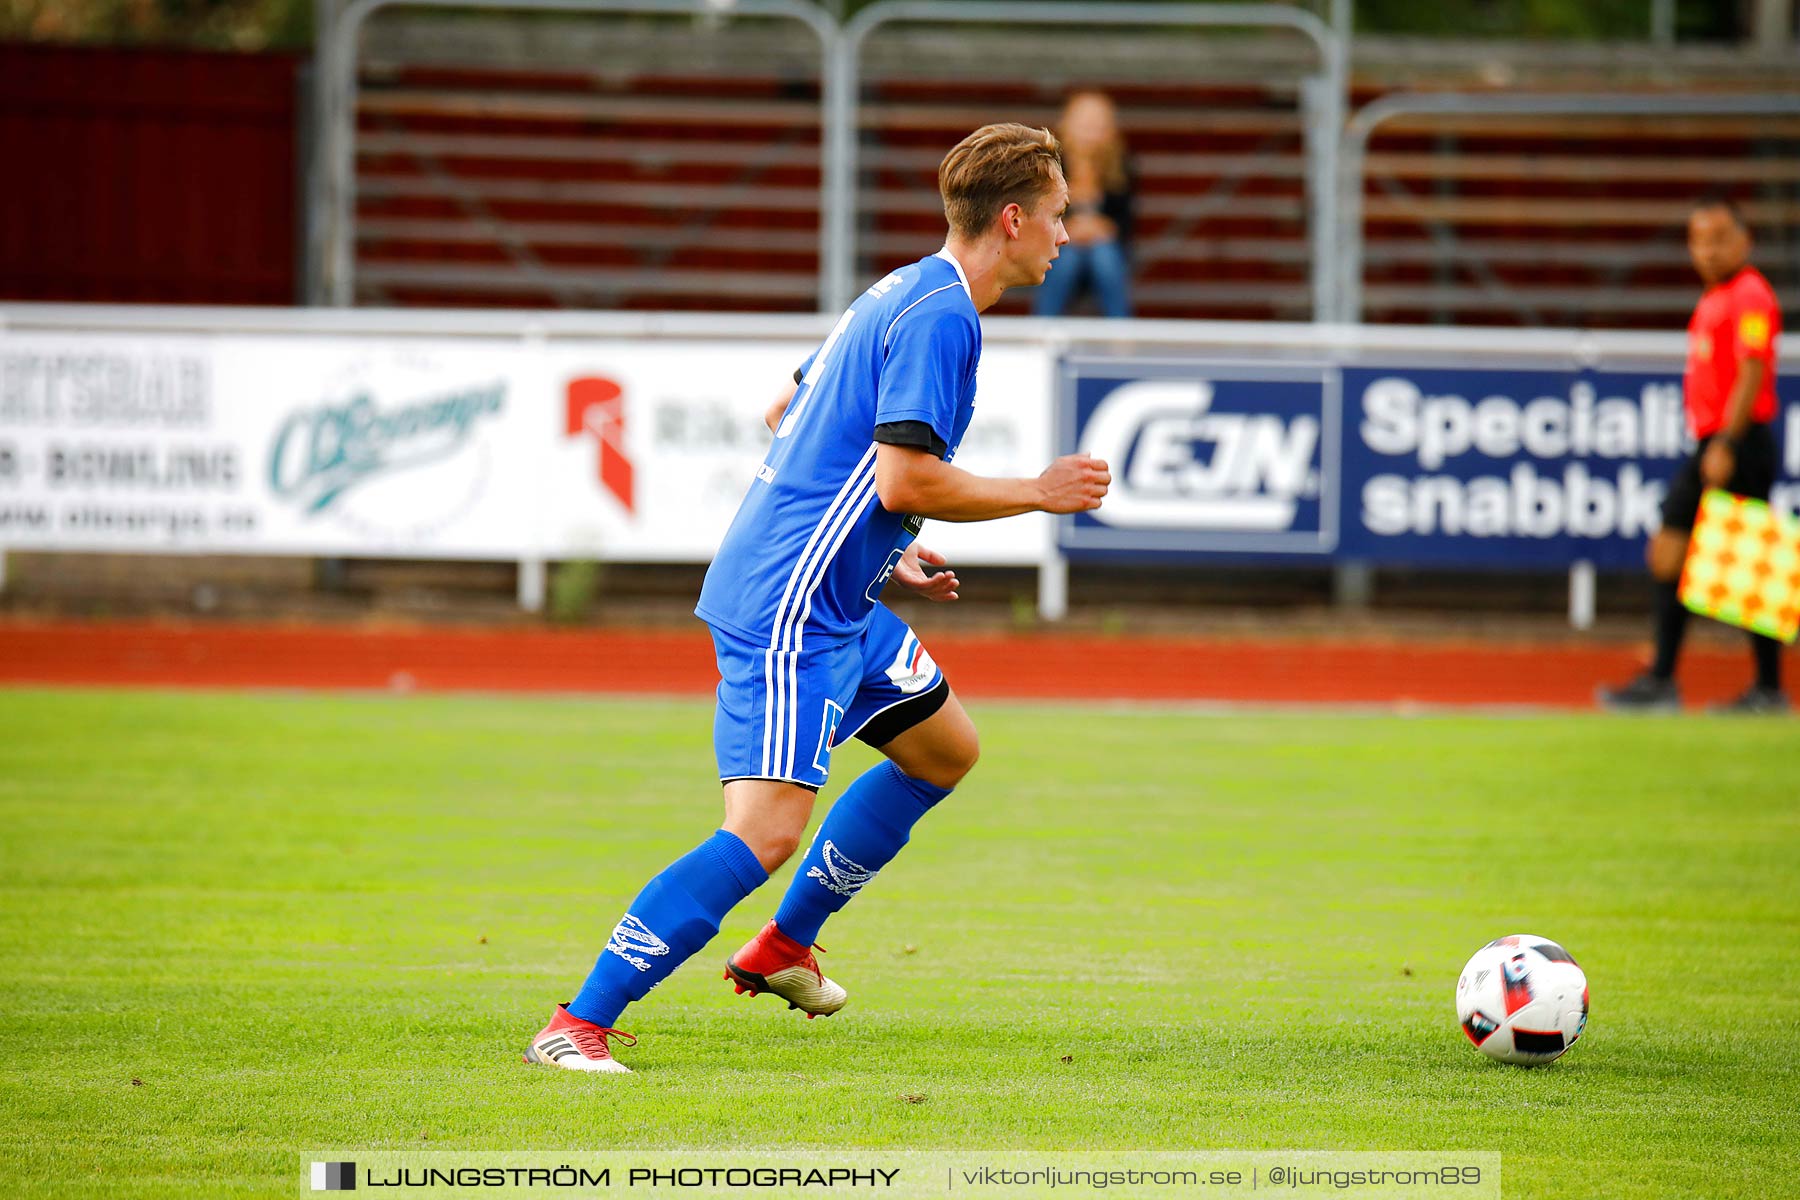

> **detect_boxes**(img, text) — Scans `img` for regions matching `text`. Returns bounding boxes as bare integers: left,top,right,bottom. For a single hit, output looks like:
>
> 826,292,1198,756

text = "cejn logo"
1062,366,1336,555
1083,379,1319,531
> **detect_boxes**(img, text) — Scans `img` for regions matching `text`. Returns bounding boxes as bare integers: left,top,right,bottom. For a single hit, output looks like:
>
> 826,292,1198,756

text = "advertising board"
0,328,1051,566
1059,356,1800,568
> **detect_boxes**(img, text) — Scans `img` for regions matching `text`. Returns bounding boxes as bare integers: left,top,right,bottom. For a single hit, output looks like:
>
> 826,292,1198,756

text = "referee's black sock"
1650,580,1688,681
1750,633,1782,692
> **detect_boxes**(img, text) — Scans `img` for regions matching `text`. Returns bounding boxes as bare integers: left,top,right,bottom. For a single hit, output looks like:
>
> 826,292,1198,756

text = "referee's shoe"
1597,672,1681,712
1711,685,1790,714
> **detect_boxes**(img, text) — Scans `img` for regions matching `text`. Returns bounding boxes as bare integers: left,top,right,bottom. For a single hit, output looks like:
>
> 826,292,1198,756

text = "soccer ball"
1455,935,1589,1065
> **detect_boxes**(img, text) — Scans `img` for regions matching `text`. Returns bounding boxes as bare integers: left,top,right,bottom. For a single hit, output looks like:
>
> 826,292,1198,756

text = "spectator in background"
1599,196,1785,714
1033,91,1135,319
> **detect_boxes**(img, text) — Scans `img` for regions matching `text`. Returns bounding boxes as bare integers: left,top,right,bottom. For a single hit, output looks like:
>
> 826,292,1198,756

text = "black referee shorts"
1659,422,1778,534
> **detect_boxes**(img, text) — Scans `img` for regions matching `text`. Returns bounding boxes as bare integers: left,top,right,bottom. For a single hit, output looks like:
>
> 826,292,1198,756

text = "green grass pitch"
2,688,1796,1198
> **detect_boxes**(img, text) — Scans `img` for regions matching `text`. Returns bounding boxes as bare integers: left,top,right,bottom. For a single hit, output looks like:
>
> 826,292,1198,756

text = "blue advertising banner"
1059,356,1800,569
1343,367,1688,569
1058,357,1340,556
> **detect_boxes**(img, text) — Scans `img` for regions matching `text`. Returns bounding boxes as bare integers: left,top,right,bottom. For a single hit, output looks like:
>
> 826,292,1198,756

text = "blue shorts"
709,603,949,790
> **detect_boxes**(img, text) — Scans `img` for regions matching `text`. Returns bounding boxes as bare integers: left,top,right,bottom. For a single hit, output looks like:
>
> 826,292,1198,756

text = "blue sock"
568,829,767,1027
773,761,952,946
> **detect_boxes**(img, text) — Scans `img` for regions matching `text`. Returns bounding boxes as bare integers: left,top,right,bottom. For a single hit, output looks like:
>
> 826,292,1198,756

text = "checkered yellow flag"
1679,489,1800,644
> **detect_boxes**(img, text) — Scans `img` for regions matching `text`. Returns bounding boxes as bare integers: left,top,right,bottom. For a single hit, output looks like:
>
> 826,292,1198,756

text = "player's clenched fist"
1035,454,1111,513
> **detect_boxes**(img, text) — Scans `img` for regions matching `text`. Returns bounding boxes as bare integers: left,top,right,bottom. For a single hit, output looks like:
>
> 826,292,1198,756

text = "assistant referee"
1601,196,1785,713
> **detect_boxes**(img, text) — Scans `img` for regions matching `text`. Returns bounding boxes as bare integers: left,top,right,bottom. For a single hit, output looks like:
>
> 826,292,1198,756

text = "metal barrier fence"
313,0,1347,318
832,1,1343,316
1337,91,1800,326
312,1,1799,327
311,0,839,309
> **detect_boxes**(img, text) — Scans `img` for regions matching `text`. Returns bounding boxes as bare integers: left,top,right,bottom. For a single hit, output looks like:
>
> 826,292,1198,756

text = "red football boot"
523,1004,635,1073
724,920,847,1018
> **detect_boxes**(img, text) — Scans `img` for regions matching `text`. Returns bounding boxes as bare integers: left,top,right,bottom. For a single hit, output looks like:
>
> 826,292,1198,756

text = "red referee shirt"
1683,265,1781,439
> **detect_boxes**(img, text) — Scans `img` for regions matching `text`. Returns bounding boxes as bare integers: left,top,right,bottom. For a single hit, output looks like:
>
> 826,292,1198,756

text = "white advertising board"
0,326,1056,566
539,340,1052,566
0,333,541,558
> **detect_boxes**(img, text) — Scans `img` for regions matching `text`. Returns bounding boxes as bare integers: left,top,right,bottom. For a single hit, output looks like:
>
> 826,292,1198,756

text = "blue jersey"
696,249,980,645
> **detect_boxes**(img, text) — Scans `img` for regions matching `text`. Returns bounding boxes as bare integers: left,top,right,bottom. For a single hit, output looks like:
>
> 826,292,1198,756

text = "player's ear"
999,202,1024,241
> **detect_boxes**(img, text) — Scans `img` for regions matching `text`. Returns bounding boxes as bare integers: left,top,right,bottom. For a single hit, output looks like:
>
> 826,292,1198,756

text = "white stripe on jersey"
932,246,972,293
883,283,964,350
762,443,879,776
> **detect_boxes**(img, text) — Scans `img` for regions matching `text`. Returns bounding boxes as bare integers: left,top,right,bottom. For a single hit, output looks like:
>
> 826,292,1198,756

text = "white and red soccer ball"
1456,935,1588,1065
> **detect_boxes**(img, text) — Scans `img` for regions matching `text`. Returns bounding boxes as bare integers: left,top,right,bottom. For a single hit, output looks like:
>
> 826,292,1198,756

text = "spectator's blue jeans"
1031,239,1132,318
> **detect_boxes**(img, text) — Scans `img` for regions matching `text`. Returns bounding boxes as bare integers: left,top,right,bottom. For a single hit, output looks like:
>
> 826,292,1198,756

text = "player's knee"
919,727,979,790
954,728,980,782
745,827,804,872
731,818,807,871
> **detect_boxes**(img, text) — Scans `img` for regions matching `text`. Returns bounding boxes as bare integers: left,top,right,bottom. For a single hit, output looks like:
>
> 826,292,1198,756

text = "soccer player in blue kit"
526,123,1111,1072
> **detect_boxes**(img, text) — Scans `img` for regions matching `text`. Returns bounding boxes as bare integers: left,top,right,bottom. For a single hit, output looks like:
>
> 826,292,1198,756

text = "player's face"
1014,175,1071,287
1687,207,1749,286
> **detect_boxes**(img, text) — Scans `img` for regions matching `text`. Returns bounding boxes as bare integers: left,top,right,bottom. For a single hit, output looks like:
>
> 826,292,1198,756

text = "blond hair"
938,123,1064,239
1059,90,1128,193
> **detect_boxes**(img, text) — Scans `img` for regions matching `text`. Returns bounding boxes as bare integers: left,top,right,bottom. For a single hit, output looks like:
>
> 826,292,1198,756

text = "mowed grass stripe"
0,689,1795,1198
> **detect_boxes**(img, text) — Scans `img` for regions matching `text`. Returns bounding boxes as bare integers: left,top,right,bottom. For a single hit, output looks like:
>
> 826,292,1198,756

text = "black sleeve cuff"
873,420,948,460
793,366,805,385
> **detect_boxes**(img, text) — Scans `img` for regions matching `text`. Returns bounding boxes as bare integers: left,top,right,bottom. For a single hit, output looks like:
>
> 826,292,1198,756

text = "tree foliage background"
0,0,1761,55
3,0,313,50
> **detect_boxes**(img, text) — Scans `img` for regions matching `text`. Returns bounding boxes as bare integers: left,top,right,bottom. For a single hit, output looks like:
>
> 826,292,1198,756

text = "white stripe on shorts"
762,443,878,776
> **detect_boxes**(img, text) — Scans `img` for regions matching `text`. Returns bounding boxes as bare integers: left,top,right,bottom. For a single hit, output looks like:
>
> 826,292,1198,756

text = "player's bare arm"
874,442,1108,521
764,377,798,434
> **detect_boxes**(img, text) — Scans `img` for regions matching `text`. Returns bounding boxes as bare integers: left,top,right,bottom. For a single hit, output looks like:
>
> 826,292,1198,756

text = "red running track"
0,619,1778,709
